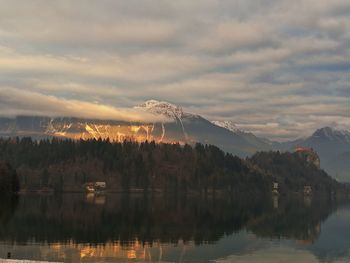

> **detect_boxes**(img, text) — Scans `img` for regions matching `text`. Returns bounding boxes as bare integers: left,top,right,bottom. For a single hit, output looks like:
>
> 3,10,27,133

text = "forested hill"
249,151,343,195
0,138,346,196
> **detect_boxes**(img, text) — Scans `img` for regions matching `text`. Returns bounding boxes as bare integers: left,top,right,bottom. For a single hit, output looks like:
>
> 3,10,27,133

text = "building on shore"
295,147,321,168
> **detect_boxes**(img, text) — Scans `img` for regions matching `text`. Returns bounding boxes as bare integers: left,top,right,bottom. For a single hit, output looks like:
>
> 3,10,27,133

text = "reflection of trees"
0,195,18,230
0,194,339,245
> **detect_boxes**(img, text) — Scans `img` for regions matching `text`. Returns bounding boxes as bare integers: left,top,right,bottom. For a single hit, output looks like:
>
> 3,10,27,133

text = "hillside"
248,151,343,195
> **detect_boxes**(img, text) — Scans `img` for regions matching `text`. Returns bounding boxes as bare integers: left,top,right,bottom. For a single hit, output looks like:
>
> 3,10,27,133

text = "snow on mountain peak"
139,100,180,111
211,121,240,133
313,126,350,143
135,100,193,120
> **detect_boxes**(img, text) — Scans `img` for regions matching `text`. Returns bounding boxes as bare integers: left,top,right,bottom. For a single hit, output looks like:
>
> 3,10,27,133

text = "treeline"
0,137,345,196
0,161,20,195
0,137,270,194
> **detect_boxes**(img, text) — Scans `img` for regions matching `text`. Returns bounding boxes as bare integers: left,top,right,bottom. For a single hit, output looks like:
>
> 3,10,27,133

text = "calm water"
0,193,349,263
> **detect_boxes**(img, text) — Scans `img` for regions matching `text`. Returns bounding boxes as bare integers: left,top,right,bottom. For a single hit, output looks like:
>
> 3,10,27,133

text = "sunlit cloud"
0,87,167,123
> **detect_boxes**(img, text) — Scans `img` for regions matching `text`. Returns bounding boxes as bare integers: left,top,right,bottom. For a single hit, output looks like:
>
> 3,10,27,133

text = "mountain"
211,120,273,151
0,116,154,142
0,100,272,157
0,100,341,156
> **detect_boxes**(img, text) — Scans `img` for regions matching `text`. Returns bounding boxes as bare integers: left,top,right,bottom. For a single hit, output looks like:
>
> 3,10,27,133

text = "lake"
0,193,349,262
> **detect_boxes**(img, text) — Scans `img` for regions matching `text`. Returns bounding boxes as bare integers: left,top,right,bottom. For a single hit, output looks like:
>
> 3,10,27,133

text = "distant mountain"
283,127,350,158
0,100,272,157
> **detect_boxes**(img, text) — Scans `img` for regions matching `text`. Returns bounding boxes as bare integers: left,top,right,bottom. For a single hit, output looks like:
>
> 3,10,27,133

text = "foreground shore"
0,260,61,263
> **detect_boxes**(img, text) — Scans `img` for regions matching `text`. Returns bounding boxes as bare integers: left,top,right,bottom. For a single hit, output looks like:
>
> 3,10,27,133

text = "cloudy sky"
0,0,350,140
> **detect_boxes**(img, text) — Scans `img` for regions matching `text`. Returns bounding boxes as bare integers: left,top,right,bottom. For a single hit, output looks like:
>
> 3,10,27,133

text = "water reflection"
0,195,18,227
0,193,347,262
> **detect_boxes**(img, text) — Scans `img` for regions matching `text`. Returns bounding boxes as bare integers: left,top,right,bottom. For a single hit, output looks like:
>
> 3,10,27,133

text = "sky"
0,0,350,141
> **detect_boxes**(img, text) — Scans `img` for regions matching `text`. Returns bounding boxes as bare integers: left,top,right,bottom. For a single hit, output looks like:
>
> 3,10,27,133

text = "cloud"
0,87,167,123
194,21,275,53
0,0,350,140
24,20,178,46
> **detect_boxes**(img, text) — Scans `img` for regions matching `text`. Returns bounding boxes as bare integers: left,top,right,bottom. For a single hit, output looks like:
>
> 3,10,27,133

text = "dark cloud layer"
0,0,349,140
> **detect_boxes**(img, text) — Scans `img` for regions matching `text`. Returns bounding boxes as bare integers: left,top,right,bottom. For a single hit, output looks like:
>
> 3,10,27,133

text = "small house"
95,182,106,189
86,183,95,193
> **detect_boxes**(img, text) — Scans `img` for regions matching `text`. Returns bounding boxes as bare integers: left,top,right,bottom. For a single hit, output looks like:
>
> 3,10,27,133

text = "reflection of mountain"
247,197,336,243
325,152,350,181
0,194,338,246
307,206,350,262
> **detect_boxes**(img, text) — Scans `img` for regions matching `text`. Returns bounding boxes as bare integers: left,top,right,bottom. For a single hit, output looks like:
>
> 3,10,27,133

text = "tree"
0,161,19,194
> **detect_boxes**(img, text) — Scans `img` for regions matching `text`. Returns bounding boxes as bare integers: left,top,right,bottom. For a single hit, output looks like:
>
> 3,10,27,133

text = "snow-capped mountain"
0,100,273,156
135,100,273,154
135,100,196,120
